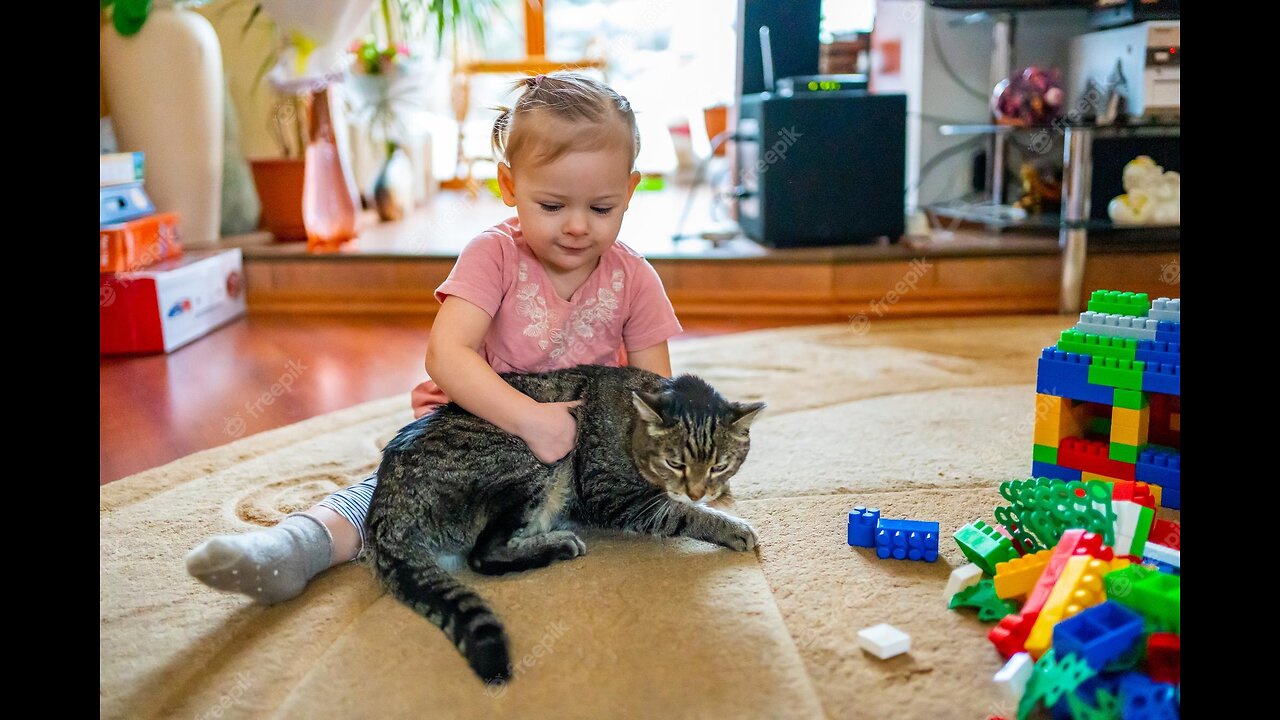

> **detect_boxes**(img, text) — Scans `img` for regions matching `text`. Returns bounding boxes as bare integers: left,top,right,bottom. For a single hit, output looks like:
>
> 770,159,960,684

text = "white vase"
100,6,224,245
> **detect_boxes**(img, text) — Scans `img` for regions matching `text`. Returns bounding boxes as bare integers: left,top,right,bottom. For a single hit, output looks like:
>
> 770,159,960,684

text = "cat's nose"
688,487,706,501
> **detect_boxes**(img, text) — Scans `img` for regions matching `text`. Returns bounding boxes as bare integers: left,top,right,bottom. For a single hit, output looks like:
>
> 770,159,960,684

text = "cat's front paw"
716,519,758,552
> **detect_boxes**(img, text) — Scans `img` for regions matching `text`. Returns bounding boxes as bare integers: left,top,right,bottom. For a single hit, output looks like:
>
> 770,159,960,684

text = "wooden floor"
98,315,796,485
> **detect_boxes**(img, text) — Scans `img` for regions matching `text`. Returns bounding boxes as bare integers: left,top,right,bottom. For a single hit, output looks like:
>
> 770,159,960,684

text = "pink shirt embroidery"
409,217,682,417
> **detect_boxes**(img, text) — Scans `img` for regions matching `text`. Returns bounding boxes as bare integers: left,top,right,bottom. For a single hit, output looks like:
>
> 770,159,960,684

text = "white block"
857,623,911,660
994,652,1034,702
1143,542,1181,568
944,563,984,602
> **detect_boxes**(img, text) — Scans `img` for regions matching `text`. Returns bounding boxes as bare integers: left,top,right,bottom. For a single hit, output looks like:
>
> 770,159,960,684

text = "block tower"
1032,291,1181,509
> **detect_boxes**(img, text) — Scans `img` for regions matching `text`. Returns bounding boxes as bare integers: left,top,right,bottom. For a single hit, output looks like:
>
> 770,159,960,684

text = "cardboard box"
100,211,183,272
100,249,246,355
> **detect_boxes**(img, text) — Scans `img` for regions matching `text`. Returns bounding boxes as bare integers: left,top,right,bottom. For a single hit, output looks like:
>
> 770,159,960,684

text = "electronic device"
1069,20,1179,119
776,74,868,97
1089,0,1180,30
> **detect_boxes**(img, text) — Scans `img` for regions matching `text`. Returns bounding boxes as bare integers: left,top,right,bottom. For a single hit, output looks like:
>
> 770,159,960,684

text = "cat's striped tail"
371,547,512,684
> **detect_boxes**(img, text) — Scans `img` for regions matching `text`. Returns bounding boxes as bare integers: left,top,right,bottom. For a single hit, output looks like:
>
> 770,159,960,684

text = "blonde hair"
491,72,640,170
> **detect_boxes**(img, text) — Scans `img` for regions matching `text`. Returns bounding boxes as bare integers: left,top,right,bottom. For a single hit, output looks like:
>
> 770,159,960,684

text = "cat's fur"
366,365,764,684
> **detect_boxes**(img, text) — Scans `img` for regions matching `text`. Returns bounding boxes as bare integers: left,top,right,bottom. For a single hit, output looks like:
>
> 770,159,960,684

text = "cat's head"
630,374,765,503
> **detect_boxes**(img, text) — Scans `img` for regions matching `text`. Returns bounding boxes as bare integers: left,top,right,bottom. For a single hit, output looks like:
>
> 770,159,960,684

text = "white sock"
185,513,334,605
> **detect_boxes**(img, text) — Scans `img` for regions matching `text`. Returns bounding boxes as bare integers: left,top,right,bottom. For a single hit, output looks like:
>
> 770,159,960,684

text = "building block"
1111,388,1149,410
1081,470,1127,484
1142,543,1180,572
1109,480,1157,510
1053,601,1146,671
1110,405,1149,442
1057,437,1136,481
1017,649,1100,719
1088,356,1146,391
1108,441,1140,464
1086,290,1149,317
1025,555,1128,659
993,548,1054,600
1118,673,1179,720
944,563,984,602
847,506,880,548
1144,633,1180,685
1154,320,1180,344
1032,444,1058,464
1148,518,1180,550
1108,566,1180,633
857,623,910,659
1142,362,1180,396
1074,311,1159,342
1146,297,1180,323
1159,487,1180,510
1036,348,1116,404
1135,448,1180,491
1033,393,1088,447
875,518,939,562
1031,459,1082,482
993,652,1033,704
954,521,1018,575
1056,329,1138,361
1135,339,1179,366
949,578,1018,621
1111,500,1154,557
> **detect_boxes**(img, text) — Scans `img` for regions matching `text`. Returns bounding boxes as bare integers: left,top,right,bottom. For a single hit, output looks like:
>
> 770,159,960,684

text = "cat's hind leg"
468,527,587,576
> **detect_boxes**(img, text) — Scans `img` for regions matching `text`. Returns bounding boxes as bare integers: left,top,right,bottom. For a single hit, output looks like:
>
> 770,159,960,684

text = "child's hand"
517,400,583,464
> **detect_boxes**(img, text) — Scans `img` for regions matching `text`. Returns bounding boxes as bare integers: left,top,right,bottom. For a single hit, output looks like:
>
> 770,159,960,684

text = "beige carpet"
102,315,1135,719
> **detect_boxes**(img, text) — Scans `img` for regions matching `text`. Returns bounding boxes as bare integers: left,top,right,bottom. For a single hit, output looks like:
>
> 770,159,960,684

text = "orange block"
1034,394,1088,448
994,548,1054,600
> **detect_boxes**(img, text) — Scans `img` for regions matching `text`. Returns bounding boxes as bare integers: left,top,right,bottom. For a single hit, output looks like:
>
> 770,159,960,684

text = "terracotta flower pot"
250,158,307,242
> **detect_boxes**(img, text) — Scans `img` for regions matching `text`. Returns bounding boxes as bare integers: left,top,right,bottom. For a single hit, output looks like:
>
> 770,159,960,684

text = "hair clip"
532,74,545,88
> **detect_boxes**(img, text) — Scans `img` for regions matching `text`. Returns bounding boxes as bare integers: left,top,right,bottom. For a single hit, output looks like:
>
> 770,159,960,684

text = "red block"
1057,437,1137,481
1111,480,1157,510
1150,519,1181,550
1145,633,1180,684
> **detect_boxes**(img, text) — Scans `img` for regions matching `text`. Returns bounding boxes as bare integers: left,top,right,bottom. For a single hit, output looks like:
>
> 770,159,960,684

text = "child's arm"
627,341,673,378
426,296,580,464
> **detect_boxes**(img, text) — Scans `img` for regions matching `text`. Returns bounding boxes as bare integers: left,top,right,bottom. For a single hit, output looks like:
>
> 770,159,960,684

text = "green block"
1128,504,1154,556
1087,290,1150,317
1109,442,1140,464
1112,388,1149,410
1088,417,1112,435
1057,330,1138,361
1088,356,1146,391
948,578,1017,622
1106,566,1179,633
953,520,1017,575
1033,444,1058,464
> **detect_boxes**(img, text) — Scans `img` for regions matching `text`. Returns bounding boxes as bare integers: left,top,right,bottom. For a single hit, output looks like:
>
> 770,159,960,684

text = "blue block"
1147,297,1180,323
1032,460,1083,482
847,506,880,548
1135,339,1180,366
1135,449,1180,490
1036,348,1115,404
1053,601,1146,671
1142,362,1180,396
874,518,939,562
1118,673,1179,720
1159,487,1180,510
1154,321,1180,344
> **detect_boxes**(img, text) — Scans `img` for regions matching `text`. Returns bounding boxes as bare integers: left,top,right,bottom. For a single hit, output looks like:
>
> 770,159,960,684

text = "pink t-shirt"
409,217,682,417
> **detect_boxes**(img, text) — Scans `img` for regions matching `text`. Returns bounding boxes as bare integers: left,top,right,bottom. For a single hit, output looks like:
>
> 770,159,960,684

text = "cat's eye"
712,463,729,473
665,459,685,471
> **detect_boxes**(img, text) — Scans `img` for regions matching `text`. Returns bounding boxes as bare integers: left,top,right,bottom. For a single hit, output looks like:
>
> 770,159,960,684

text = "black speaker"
736,91,907,247
737,0,821,97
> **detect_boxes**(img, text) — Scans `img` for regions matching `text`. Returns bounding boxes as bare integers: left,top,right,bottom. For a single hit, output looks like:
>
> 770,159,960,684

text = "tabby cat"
366,364,764,684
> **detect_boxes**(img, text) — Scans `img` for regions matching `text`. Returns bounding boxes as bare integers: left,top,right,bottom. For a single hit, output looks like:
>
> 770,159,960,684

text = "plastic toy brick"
1036,348,1115,404
847,506,880,548
1081,471,1127,485
1111,388,1149,410
1111,405,1149,438
1033,393,1087,447
1111,500,1154,557
1024,555,1129,659
1016,649,1098,719
1086,416,1111,435
993,548,1054,600
1135,339,1180,366
993,652,1033,703
1030,459,1083,483
1146,297,1180,323
1118,672,1179,720
1074,311,1159,342
1160,487,1180,510
1169,412,1179,432
857,623,910,660
1144,633,1180,685
1086,290,1149,317
1109,480,1157,510
1032,444,1058,465
1142,361,1180,396
944,563,984,602
949,578,1018,621
1087,356,1146,391
875,518,939,562
1108,441,1140,464
996,478,1115,550
954,521,1018,574
1135,449,1180,492
1148,518,1180,550
1057,437,1136,481
1154,320,1180,344
1056,329,1138,361
987,530,1113,658
1053,601,1146,671
1109,567,1180,633
1142,543,1179,572
1067,677,1124,720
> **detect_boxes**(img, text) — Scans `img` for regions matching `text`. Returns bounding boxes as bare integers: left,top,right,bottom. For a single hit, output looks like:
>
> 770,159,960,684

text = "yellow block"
1111,406,1150,446
1081,472,1125,483
994,548,1054,600
1170,413,1180,432
1034,394,1087,447
1025,556,1131,660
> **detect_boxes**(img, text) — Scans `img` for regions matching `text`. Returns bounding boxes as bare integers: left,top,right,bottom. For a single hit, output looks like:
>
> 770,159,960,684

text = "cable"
672,129,739,242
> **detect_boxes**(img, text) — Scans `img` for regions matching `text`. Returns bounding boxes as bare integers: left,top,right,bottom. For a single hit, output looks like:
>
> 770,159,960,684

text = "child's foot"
185,513,333,605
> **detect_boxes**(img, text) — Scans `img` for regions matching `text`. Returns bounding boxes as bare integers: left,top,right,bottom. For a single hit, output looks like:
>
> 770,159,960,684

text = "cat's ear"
730,401,766,431
631,391,665,425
